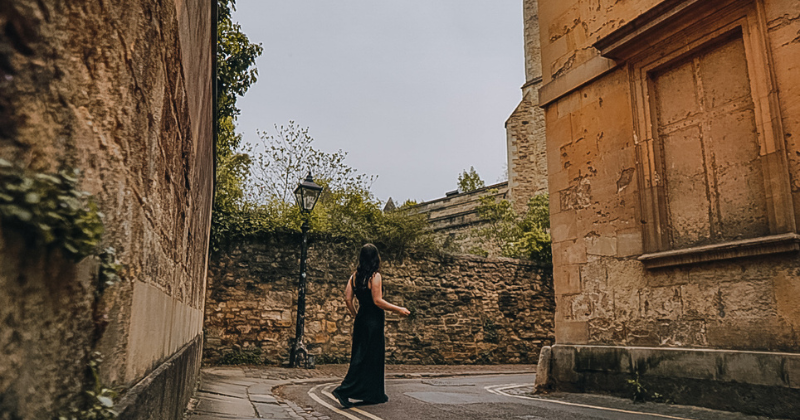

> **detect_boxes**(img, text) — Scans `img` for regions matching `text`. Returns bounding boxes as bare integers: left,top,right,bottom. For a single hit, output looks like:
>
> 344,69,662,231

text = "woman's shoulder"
367,272,381,289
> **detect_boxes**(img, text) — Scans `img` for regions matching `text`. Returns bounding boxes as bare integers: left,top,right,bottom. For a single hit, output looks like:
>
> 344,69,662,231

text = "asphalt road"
276,374,775,420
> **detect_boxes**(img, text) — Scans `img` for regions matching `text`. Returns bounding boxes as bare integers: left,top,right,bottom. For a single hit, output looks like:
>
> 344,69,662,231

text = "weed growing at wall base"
58,353,118,420
219,347,264,365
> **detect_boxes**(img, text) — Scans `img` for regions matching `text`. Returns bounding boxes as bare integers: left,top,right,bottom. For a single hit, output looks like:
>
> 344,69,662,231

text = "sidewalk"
183,364,537,419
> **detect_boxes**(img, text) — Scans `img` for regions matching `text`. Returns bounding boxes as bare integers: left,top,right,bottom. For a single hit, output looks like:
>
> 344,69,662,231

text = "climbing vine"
58,353,119,420
0,159,104,261
0,159,124,418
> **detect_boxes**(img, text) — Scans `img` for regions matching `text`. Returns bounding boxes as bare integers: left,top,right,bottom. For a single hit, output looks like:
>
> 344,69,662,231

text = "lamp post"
289,172,323,368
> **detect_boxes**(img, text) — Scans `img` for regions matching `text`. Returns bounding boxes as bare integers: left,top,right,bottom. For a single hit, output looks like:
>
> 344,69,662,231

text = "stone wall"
0,1,213,419
536,0,800,415
204,236,555,365
506,0,547,213
410,182,508,254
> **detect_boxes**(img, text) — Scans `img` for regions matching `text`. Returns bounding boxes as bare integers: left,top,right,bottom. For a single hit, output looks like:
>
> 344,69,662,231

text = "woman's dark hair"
354,243,381,289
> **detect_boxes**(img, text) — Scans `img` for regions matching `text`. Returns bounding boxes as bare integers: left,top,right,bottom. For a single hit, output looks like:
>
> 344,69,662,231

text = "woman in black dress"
333,244,410,408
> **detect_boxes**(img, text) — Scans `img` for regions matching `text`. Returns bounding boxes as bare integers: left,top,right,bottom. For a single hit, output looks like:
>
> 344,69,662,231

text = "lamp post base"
289,340,310,369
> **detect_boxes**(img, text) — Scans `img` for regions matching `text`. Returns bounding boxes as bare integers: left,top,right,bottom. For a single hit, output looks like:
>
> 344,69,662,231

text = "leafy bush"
457,166,484,193
219,348,264,365
470,192,552,264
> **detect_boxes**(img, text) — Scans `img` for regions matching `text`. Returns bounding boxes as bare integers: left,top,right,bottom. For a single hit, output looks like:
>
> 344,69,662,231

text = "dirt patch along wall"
0,0,213,418
204,236,555,365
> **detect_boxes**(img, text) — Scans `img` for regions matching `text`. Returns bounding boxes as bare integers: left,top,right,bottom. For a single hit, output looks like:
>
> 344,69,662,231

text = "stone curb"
187,367,539,419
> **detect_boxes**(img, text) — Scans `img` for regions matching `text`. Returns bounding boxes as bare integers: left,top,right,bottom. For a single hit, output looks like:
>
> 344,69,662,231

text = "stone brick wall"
507,0,548,213
539,0,800,353
0,1,212,418
410,182,508,255
204,236,555,365
535,1,800,413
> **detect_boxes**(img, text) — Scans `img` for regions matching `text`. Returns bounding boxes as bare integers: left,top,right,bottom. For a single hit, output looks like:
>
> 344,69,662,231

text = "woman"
333,243,410,408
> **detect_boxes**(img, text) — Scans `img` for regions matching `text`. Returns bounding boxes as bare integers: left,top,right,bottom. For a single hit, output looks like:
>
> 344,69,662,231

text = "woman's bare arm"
344,275,357,317
370,273,410,317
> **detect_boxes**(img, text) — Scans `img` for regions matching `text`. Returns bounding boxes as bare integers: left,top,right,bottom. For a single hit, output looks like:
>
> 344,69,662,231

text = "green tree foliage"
471,191,552,264
213,122,433,256
217,0,263,126
457,166,485,193
209,4,428,255
212,0,262,251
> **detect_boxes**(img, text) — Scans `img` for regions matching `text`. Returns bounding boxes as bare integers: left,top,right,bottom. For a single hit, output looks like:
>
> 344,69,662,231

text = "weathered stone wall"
540,0,800,354
0,1,212,419
507,0,548,213
411,182,508,254
204,236,555,365
536,0,800,415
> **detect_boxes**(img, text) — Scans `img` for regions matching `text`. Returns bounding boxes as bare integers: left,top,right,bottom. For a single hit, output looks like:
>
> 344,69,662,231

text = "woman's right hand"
397,307,411,317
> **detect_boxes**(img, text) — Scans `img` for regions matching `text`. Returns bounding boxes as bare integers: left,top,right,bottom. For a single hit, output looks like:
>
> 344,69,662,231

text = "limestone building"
506,0,548,212
0,1,213,419
408,182,508,254
536,0,800,416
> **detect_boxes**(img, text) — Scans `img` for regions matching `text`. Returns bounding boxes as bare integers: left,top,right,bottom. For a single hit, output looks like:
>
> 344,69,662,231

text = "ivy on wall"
0,158,122,418
0,159,104,261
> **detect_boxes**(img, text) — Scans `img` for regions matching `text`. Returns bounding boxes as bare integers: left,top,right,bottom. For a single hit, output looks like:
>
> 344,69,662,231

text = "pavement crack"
245,384,263,418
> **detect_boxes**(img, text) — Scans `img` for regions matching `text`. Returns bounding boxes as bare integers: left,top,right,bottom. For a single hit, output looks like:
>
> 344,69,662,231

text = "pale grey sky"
233,1,525,204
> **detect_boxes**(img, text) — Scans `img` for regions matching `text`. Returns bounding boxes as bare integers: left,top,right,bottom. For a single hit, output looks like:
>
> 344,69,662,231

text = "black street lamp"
289,172,323,368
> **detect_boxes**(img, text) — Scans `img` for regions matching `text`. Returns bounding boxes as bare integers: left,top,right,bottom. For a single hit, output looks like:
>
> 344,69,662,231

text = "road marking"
307,383,363,420
485,384,693,420
321,389,385,420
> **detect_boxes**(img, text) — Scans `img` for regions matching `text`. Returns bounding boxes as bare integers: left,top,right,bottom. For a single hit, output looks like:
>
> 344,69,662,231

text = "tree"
457,166,485,193
215,0,263,198
470,192,551,264
211,0,263,252
248,122,375,204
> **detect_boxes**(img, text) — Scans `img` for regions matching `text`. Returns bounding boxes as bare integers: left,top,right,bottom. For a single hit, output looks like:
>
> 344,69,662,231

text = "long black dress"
333,277,389,404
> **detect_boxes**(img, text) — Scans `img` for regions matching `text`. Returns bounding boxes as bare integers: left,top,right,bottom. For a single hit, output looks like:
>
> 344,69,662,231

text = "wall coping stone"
637,233,800,269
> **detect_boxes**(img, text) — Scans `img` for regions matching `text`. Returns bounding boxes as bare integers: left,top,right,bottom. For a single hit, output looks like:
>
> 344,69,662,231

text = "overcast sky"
233,1,525,204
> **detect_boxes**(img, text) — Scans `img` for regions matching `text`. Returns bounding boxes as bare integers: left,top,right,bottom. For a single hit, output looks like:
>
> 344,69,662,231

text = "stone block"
585,235,617,256
563,240,588,265
555,320,588,344
551,207,578,240
775,270,800,328
616,231,643,258
550,344,800,417
554,264,581,296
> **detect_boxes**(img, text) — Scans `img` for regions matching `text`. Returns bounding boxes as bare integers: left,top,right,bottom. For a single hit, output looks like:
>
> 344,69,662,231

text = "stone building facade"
0,1,213,419
536,0,800,417
204,236,555,366
409,181,508,254
506,0,548,213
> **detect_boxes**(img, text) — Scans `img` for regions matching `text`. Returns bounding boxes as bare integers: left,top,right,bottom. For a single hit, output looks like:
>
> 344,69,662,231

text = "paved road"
276,374,776,420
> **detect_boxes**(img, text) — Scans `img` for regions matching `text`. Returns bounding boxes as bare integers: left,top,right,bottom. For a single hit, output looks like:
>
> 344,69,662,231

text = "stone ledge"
593,0,705,59
550,344,800,418
638,233,800,269
117,333,203,420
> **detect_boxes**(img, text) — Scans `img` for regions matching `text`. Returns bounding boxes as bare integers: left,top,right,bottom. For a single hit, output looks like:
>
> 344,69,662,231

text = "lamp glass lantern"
293,173,323,213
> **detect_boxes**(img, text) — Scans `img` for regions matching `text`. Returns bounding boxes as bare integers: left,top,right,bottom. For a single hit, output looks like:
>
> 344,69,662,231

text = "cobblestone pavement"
184,364,537,419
